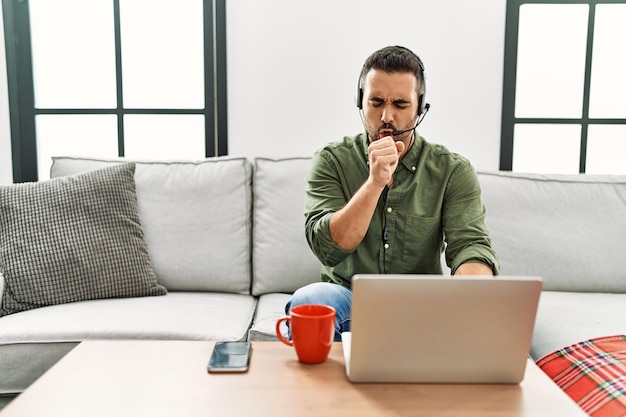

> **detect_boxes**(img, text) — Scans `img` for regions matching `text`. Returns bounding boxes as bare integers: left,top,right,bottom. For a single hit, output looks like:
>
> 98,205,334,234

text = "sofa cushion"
0,291,257,395
478,171,626,292
252,158,322,295
0,164,166,317
530,291,626,360
248,292,292,341
50,156,253,294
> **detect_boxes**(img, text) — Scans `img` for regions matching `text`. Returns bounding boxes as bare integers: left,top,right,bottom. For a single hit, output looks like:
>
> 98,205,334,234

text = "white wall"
227,0,506,171
0,9,13,185
0,0,506,183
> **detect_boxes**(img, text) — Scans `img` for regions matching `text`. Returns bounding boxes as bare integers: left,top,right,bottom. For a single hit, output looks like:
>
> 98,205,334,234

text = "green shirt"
305,133,499,287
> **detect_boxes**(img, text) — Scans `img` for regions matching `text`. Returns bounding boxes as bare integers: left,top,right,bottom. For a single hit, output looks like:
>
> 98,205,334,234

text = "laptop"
341,274,542,384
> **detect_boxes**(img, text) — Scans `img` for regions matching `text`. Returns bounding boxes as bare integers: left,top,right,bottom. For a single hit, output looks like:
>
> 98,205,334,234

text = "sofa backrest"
49,156,625,295
251,157,323,295
51,156,253,294
478,171,626,292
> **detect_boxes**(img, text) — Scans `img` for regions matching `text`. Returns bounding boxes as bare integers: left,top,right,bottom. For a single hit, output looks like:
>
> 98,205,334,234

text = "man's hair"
359,45,425,95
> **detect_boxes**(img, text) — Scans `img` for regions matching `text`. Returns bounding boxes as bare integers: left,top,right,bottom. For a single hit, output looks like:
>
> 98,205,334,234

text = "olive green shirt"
305,133,499,287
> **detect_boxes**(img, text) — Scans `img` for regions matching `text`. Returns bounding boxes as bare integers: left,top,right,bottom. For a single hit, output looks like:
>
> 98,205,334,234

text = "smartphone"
207,341,252,373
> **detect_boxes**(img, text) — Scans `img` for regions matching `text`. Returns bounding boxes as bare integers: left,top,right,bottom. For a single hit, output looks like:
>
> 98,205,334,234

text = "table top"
0,340,587,417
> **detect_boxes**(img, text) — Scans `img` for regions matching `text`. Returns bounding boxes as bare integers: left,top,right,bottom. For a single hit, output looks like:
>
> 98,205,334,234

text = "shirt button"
384,243,390,249
411,166,416,171
387,207,393,213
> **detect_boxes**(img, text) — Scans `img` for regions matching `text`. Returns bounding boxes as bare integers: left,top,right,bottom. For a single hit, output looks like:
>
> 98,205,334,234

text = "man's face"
362,69,420,143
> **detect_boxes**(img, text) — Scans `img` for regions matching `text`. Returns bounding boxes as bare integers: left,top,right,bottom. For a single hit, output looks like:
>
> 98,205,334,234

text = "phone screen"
207,341,252,373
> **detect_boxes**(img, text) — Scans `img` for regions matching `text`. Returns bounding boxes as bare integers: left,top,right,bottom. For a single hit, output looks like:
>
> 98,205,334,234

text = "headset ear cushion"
356,86,363,109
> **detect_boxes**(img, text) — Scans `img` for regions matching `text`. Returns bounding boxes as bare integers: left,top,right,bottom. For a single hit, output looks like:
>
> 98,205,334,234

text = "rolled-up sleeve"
442,162,500,275
304,150,355,267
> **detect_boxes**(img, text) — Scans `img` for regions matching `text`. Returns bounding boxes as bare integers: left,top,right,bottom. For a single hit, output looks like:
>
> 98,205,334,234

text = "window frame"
500,0,626,173
2,0,228,183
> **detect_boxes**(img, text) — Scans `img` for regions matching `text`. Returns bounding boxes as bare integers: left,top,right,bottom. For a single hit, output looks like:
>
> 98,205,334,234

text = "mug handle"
276,316,293,346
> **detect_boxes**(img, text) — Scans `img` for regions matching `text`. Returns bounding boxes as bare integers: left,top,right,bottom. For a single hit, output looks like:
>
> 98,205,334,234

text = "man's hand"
368,137,405,188
328,136,405,251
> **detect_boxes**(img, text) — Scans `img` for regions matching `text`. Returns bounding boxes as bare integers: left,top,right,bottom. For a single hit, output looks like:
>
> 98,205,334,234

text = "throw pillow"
0,163,166,317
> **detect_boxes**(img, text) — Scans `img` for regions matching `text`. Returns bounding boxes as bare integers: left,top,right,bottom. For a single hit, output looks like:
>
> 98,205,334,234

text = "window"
501,0,626,174
2,0,227,182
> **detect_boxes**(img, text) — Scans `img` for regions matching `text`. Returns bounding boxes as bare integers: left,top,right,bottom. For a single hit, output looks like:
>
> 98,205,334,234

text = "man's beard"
367,121,416,143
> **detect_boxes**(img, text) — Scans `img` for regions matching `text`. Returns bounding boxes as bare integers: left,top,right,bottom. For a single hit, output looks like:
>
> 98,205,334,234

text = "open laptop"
341,274,542,384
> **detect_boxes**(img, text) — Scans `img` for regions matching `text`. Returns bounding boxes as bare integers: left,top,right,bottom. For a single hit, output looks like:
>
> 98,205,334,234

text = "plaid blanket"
536,335,626,417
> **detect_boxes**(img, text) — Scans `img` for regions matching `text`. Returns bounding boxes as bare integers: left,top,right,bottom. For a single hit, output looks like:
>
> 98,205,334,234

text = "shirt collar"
359,132,370,161
400,133,424,173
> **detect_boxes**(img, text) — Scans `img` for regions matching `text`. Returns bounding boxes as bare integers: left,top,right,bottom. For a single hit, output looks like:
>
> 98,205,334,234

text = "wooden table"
0,341,587,417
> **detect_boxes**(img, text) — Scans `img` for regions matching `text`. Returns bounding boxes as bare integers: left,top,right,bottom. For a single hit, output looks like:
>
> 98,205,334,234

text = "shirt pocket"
401,214,442,261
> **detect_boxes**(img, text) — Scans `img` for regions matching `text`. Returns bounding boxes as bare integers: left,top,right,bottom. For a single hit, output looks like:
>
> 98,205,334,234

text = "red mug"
276,304,336,364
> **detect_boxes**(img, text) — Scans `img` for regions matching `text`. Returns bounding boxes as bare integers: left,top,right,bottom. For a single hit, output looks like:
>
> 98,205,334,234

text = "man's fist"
368,137,404,188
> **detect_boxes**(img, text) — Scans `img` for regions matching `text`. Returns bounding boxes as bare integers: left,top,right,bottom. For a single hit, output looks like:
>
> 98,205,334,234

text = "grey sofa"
479,171,626,360
0,156,323,407
0,156,625,408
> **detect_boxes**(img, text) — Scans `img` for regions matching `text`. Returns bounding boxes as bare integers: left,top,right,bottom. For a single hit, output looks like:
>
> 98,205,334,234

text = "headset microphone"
391,103,430,136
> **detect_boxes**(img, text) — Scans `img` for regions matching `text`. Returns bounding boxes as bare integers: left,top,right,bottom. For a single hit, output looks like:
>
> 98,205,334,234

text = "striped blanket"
536,335,626,417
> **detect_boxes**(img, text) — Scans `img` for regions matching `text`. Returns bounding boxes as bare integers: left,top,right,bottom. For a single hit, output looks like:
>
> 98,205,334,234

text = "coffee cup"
276,304,336,364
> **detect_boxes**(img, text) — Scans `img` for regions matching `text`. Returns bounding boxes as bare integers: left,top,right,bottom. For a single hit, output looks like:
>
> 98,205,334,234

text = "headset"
355,47,428,117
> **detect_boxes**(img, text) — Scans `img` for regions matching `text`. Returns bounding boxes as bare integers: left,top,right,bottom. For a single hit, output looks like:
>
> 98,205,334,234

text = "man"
286,45,499,340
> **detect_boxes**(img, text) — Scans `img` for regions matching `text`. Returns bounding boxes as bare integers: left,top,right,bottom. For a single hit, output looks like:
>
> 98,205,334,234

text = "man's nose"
381,105,395,124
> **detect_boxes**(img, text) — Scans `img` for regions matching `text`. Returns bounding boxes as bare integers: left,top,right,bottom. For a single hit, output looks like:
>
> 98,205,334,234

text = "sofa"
478,171,626,361
1,155,625,411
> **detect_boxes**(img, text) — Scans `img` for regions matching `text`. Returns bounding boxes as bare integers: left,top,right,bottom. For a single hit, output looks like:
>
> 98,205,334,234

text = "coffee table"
0,341,586,417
